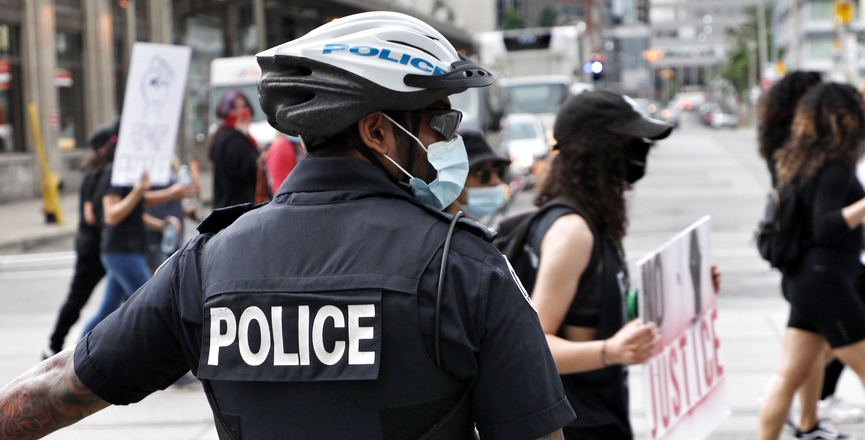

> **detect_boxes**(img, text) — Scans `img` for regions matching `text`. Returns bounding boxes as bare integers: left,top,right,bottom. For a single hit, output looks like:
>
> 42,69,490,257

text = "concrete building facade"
772,0,865,81
648,0,753,99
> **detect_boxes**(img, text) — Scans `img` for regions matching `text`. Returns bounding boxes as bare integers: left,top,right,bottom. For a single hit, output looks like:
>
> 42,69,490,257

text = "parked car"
710,106,738,129
503,113,549,175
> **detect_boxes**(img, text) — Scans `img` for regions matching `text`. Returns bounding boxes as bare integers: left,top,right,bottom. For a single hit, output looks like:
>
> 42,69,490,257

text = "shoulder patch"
503,255,537,312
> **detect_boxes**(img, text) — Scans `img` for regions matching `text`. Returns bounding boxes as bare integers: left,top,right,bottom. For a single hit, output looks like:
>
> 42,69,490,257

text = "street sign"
835,0,853,23
638,217,730,440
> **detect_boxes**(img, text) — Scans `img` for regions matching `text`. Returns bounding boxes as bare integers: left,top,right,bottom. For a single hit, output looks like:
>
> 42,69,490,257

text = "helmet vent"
387,40,441,61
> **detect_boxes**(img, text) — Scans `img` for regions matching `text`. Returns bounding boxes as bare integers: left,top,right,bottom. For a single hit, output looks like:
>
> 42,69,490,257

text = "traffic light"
588,54,604,81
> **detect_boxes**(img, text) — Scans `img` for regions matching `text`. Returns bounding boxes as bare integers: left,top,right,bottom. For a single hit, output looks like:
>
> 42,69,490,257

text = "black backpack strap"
523,197,604,314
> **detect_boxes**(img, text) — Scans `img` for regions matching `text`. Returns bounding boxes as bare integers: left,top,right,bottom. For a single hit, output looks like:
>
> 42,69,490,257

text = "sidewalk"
0,171,213,254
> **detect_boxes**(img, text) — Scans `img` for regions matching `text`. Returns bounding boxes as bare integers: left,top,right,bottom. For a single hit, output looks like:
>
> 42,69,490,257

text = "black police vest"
194,199,479,440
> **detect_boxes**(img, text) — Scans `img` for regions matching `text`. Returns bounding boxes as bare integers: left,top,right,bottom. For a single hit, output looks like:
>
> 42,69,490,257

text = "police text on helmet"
322,44,448,75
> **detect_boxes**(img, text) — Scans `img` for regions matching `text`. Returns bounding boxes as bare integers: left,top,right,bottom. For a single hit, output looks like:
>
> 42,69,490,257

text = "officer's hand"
606,319,660,365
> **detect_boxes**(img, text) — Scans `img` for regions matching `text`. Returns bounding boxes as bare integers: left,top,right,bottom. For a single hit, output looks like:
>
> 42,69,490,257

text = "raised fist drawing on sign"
140,56,174,119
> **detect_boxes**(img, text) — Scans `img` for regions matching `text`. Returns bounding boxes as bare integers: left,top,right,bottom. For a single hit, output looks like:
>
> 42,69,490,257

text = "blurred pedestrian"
208,90,260,209
143,156,186,273
444,129,510,220
758,82,865,440
80,138,192,337
756,71,851,438
42,121,116,358
265,132,304,194
758,71,822,186
523,90,669,440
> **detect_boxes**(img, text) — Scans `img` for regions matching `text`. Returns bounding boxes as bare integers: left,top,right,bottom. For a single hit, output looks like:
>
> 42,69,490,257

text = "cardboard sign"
112,43,191,187
637,216,729,440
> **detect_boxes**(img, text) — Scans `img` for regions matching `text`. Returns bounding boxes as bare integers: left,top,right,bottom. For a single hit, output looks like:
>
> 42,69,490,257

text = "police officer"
0,12,574,440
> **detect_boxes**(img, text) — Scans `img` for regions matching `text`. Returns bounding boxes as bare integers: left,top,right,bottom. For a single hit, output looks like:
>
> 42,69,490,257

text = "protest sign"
112,42,191,186
638,216,729,440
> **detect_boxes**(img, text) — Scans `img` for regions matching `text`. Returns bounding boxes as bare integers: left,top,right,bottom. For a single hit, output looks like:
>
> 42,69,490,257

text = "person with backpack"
501,90,669,440
756,71,853,440
757,82,865,440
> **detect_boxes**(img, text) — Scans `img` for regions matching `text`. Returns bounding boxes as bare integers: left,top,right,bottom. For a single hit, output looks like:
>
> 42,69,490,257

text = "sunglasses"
415,108,463,140
475,163,508,184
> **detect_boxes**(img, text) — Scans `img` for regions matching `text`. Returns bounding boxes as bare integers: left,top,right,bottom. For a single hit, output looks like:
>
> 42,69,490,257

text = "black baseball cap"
553,90,673,146
460,129,510,168
87,118,120,150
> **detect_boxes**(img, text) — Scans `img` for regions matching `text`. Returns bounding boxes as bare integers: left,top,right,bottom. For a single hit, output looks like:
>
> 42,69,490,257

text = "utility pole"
791,0,799,69
756,1,768,83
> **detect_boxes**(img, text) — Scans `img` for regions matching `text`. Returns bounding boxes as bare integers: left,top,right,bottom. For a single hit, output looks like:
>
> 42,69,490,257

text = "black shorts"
785,249,865,348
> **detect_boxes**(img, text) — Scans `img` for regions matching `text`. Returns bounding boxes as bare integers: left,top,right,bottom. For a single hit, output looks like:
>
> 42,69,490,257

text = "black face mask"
625,139,653,184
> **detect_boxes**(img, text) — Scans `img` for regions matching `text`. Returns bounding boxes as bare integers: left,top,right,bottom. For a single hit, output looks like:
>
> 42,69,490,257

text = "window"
808,36,833,59
0,23,24,153
811,0,833,20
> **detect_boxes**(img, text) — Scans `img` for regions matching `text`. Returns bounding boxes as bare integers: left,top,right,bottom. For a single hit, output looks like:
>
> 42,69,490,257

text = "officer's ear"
358,112,397,156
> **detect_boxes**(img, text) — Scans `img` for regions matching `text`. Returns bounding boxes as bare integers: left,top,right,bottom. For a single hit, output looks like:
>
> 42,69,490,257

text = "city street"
1,112,864,439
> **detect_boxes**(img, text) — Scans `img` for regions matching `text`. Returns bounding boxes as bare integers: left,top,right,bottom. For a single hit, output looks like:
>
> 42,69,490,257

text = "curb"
0,230,78,254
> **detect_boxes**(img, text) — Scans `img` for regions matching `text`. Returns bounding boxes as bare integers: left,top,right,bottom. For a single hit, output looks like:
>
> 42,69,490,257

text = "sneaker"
795,419,850,440
818,395,865,424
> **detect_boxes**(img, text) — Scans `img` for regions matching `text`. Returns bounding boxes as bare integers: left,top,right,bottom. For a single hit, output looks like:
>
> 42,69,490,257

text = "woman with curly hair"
758,71,822,185
521,91,670,440
758,82,865,440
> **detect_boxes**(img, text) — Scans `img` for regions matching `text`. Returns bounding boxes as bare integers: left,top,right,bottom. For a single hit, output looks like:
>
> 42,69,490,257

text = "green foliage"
539,6,557,27
502,7,525,30
720,5,773,94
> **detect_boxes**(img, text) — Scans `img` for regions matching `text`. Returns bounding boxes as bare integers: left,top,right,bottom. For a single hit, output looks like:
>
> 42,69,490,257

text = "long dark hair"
534,132,631,242
91,140,116,181
758,71,822,160
777,82,865,186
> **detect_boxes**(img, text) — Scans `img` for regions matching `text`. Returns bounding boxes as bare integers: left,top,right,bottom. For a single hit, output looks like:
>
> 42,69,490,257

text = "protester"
143,157,187,273
444,129,510,219
265,132,303,194
208,89,260,209
520,90,668,440
42,121,115,359
79,139,192,337
756,70,844,438
0,12,574,439
758,71,822,186
758,82,865,440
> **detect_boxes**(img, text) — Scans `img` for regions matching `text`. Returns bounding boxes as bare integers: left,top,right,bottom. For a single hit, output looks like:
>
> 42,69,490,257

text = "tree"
539,6,557,27
501,7,525,30
720,5,773,95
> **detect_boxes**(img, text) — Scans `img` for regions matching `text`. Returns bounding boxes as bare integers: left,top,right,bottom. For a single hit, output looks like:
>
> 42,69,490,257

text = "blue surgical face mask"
381,114,469,210
463,186,505,218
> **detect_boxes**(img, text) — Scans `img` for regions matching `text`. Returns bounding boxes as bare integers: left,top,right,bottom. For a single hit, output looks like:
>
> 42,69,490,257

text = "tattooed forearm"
535,428,565,440
0,349,109,439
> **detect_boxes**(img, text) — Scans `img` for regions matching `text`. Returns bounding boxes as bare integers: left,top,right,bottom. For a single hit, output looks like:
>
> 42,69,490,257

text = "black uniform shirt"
74,157,575,439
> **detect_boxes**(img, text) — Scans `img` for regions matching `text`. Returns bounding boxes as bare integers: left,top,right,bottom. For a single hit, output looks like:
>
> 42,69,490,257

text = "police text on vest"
207,305,376,366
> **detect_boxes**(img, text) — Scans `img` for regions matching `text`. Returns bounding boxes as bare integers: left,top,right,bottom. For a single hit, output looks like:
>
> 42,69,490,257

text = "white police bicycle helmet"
257,11,495,143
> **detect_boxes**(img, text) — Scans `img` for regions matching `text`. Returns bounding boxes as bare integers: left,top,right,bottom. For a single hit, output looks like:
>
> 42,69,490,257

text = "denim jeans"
81,252,150,337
